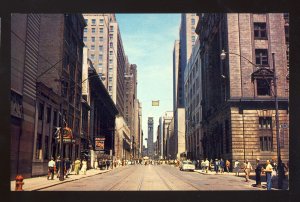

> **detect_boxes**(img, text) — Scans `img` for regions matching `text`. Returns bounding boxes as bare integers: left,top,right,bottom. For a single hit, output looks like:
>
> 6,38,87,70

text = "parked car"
179,160,195,171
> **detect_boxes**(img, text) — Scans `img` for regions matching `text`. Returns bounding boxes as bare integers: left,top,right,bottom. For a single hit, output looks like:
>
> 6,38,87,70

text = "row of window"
84,26,114,34
85,18,104,25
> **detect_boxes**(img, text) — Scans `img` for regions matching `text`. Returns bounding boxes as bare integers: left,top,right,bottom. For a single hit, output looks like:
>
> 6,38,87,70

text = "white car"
179,161,195,171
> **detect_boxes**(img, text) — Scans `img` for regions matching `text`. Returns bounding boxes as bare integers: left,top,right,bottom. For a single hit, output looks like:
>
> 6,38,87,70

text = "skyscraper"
83,14,126,117
147,117,154,158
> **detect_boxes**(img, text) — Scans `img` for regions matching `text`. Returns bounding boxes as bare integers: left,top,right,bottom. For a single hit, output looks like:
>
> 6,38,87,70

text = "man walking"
255,158,262,187
226,159,231,173
205,158,209,173
65,158,71,178
264,160,273,190
244,159,253,182
47,157,55,180
220,158,225,173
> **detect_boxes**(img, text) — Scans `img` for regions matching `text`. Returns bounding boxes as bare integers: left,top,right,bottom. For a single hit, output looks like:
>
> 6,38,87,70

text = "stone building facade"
147,117,154,158
11,14,86,178
184,37,202,160
196,13,289,166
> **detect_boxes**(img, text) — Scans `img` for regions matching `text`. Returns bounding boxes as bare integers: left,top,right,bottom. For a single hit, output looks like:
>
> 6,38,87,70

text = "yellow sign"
152,100,159,106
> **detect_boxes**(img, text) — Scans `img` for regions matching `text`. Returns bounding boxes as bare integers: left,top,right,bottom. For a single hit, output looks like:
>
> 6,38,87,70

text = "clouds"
116,14,180,144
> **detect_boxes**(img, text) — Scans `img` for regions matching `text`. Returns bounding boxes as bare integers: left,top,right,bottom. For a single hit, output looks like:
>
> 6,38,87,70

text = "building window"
109,59,113,64
98,63,102,68
259,117,272,129
92,28,95,34
260,136,272,151
99,55,103,62
99,45,103,52
91,45,95,50
91,37,95,42
91,54,95,60
83,37,87,42
109,51,113,56
192,27,195,33
109,34,113,40
254,23,267,39
84,28,87,33
99,19,104,24
110,42,113,48
257,79,271,96
191,18,195,25
109,67,113,73
35,133,42,159
38,103,44,120
99,37,103,42
108,86,112,91
110,26,114,32
255,49,268,66
109,77,112,82
92,19,96,25
99,28,104,33
84,19,88,24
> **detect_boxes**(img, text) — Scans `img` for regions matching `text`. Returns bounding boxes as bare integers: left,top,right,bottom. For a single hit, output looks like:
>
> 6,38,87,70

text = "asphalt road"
40,164,259,191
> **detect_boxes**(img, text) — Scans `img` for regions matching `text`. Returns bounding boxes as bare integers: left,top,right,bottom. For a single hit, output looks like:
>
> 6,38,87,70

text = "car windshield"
183,161,193,165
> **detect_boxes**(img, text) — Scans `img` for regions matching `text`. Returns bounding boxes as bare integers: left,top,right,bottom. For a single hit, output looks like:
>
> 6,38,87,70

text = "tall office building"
83,14,126,117
147,117,154,158
178,14,199,108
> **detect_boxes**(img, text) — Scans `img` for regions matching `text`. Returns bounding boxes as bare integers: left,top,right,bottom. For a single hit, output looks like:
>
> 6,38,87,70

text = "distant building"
147,117,154,158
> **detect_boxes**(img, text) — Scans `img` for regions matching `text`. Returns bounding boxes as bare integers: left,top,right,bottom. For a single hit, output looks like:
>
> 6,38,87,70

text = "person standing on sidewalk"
255,158,263,187
74,158,81,175
220,158,225,173
205,158,209,173
214,159,219,174
65,158,71,178
56,156,61,178
47,157,55,180
263,160,273,190
226,159,231,173
234,160,239,176
244,159,253,182
81,158,87,175
106,159,110,170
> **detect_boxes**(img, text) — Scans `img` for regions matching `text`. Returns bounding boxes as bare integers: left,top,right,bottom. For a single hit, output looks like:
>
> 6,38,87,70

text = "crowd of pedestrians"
188,157,289,190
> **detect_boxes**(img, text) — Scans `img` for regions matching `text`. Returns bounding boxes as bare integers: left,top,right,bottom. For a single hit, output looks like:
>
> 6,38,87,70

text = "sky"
116,14,181,146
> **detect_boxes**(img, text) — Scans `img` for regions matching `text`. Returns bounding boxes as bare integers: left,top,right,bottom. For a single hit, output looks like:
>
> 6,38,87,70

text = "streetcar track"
160,165,201,190
153,166,174,190
107,166,137,190
137,171,144,190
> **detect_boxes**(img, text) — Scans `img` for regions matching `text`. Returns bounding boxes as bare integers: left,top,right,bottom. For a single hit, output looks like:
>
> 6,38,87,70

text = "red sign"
95,137,105,151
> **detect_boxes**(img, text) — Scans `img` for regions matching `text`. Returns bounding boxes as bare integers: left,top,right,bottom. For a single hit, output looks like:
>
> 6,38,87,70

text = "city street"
40,164,261,191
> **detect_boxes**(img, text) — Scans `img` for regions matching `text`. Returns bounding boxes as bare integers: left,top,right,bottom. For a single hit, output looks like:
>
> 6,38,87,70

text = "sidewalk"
11,166,123,191
194,169,289,190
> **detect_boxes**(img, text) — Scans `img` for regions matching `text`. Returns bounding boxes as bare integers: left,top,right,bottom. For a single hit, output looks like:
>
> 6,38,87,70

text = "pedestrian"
244,159,253,182
255,158,263,187
214,159,219,174
263,159,273,190
201,160,204,172
210,159,214,172
47,157,55,180
81,158,87,175
65,158,71,178
220,158,225,173
205,158,209,173
234,160,239,176
56,156,61,178
74,158,81,175
106,159,110,170
226,159,231,173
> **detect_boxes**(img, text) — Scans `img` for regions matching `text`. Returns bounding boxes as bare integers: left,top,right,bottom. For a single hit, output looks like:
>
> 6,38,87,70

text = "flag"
152,100,159,106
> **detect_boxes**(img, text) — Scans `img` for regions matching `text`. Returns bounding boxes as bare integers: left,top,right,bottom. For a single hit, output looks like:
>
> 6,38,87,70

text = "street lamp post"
220,50,283,189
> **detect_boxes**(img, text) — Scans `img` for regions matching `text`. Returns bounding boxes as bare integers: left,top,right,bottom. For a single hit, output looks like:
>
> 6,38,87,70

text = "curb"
33,169,111,191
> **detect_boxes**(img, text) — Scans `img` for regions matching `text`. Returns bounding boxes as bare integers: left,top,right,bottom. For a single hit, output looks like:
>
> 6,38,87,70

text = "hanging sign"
95,137,105,151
